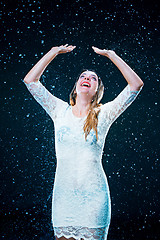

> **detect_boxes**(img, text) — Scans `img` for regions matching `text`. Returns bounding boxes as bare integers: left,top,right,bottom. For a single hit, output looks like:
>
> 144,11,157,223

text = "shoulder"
97,102,113,121
56,100,69,117
99,102,113,113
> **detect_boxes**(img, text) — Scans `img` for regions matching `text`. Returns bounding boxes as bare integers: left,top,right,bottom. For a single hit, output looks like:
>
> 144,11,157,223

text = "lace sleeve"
24,81,67,120
102,84,143,125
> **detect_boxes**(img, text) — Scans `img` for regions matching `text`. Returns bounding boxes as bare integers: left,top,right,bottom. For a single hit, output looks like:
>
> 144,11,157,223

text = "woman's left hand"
92,46,116,59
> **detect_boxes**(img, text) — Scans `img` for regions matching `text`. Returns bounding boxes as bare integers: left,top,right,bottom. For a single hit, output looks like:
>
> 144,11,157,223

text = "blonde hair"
70,70,104,141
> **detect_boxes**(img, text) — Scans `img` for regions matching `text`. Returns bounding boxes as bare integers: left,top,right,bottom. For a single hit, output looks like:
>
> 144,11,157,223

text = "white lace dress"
24,81,142,240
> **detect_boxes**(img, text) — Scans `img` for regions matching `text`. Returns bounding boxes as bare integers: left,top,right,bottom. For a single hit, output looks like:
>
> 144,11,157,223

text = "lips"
80,81,91,88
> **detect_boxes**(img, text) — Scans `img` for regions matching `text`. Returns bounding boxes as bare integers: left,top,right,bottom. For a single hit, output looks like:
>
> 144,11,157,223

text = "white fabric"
54,226,109,240
24,81,142,239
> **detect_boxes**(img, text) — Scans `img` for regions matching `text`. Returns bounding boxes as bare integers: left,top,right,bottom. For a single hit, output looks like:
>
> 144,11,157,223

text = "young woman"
24,44,144,240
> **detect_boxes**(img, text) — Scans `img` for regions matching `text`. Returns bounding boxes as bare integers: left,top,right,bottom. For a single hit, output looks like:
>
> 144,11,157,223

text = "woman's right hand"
52,44,76,55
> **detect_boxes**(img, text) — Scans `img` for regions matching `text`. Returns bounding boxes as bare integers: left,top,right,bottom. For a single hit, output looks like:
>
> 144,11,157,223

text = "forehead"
80,71,98,78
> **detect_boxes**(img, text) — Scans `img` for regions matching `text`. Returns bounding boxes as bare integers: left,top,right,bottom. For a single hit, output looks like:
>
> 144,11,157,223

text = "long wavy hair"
70,70,104,141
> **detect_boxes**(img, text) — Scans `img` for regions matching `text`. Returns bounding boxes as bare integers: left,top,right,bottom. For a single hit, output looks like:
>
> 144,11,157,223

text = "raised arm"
92,47,144,91
92,47,144,124
24,44,76,83
24,44,76,120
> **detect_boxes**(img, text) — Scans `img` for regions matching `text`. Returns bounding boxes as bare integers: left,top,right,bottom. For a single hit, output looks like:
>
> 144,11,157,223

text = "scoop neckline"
70,106,88,120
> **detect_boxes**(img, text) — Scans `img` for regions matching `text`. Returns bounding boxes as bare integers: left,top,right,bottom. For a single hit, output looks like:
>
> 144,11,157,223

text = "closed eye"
91,77,97,81
79,74,98,81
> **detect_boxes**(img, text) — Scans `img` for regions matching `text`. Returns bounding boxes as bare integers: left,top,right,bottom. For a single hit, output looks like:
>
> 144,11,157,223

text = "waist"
56,143,103,160
54,165,108,190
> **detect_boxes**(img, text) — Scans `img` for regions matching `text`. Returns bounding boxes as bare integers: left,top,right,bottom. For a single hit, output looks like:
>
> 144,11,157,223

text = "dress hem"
53,225,110,240
54,233,103,240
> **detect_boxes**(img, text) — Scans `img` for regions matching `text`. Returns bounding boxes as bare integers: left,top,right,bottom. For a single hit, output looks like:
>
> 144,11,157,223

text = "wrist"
50,46,60,56
106,50,117,60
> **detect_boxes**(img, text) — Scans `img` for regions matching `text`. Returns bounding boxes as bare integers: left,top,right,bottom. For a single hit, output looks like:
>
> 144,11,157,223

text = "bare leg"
55,236,77,240
55,237,85,240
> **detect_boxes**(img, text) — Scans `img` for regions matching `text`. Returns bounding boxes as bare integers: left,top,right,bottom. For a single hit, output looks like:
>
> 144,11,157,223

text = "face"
75,71,99,98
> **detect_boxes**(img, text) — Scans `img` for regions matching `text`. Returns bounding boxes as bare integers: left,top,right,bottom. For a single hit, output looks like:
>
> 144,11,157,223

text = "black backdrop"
0,0,159,239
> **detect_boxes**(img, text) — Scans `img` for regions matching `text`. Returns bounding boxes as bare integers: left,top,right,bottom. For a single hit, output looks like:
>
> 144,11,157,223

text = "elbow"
23,77,39,84
136,82,144,91
23,77,29,84
140,78,144,86
129,79,144,91
23,75,31,84
139,79,144,89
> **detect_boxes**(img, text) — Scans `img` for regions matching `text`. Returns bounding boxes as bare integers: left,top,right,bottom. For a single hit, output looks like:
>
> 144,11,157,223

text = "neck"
72,95,91,118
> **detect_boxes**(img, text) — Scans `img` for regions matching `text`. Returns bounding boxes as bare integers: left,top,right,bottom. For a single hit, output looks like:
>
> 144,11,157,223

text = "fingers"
92,46,100,49
68,45,76,51
67,45,76,52
58,44,76,54
66,45,76,49
92,46,102,55
92,46,98,51
61,44,76,49
60,44,75,48
92,46,102,52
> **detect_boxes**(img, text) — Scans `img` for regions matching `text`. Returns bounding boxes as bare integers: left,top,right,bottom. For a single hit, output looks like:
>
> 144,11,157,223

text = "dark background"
0,0,159,239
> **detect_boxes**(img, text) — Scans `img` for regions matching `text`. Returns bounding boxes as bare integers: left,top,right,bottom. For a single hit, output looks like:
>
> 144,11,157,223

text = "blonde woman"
24,44,143,240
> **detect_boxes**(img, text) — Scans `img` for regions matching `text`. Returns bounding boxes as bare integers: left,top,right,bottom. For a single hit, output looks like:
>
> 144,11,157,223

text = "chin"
77,88,89,94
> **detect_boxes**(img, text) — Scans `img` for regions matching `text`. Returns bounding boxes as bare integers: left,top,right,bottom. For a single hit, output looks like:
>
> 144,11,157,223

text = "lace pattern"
102,84,143,125
24,81,66,120
24,81,143,240
54,226,109,240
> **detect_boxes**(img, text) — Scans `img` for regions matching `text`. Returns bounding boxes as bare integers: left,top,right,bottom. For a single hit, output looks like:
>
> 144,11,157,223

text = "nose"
84,76,90,81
